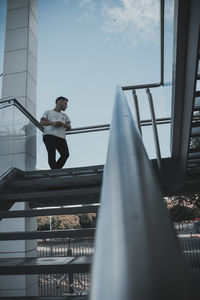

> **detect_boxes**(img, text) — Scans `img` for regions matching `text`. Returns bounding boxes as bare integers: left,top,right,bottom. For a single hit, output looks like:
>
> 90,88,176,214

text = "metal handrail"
122,0,164,91
0,98,109,134
120,0,167,167
90,86,196,300
0,97,170,135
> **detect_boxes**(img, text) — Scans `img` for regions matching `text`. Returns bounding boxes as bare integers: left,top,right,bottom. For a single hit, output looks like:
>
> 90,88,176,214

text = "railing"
121,0,164,92
90,86,196,300
0,97,106,135
0,97,170,135
120,0,169,170
0,97,171,173
124,87,169,170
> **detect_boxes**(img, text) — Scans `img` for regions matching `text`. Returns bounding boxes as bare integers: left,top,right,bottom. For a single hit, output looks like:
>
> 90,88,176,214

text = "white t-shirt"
42,110,70,139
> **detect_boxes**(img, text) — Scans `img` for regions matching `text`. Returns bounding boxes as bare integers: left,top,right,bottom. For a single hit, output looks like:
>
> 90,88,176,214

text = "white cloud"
80,0,92,6
72,0,96,22
80,0,95,10
101,0,161,46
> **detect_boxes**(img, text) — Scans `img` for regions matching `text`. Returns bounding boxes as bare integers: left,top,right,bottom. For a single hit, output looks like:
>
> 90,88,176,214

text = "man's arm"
40,117,54,126
40,118,63,127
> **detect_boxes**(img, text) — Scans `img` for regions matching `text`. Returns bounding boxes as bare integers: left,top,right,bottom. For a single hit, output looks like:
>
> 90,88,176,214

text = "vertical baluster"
146,88,162,170
132,89,142,135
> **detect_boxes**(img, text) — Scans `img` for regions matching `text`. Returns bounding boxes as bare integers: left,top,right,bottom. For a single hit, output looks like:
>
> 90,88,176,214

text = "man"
40,96,71,169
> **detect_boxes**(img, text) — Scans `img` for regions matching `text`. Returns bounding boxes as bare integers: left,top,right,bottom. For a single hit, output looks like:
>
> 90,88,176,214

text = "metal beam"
0,228,95,240
0,205,99,219
7,174,102,193
0,256,92,275
0,187,101,202
21,164,104,178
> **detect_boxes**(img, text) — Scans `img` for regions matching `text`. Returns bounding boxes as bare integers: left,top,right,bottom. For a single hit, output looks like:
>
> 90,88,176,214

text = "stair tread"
188,147,200,153
188,152,200,158
0,228,95,240
19,165,104,180
0,205,99,219
191,127,200,134
0,255,92,275
7,173,102,193
191,121,200,126
1,187,100,203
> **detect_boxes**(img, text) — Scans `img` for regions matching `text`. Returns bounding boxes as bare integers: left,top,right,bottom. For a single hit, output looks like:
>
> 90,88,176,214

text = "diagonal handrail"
0,97,109,134
90,86,196,300
0,97,171,135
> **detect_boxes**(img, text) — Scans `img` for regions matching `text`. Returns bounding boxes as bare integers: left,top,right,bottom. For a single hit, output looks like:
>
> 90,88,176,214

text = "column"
0,0,38,296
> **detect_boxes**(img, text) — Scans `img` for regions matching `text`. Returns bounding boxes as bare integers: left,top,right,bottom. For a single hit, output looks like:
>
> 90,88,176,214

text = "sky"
0,0,174,170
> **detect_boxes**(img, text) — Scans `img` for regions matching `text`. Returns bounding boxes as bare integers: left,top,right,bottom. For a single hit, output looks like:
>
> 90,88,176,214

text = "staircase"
0,165,103,299
187,49,200,179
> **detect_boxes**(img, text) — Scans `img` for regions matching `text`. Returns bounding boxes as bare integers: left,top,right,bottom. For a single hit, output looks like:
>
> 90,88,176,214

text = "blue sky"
0,0,174,169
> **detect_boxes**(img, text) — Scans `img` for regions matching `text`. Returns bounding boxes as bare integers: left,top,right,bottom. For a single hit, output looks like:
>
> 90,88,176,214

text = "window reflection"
0,105,37,176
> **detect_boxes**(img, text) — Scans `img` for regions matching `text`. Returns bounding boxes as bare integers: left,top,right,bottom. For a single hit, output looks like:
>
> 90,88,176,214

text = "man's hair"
55,96,68,104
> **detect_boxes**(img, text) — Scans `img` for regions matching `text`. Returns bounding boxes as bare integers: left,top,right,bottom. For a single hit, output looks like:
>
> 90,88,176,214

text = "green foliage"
169,205,194,223
37,216,50,231
166,194,200,223
37,213,97,231
52,215,80,230
79,213,97,228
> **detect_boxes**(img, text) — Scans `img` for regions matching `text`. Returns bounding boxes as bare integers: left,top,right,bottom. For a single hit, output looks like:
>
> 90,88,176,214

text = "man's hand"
65,121,71,130
54,121,65,127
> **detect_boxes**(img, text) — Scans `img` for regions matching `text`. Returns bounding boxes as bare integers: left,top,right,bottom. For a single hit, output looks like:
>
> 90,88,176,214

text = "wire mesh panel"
37,237,94,257
179,237,200,291
39,273,90,296
37,237,94,296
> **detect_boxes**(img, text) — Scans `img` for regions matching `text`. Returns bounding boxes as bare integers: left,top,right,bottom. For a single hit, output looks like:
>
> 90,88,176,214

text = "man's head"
55,96,68,111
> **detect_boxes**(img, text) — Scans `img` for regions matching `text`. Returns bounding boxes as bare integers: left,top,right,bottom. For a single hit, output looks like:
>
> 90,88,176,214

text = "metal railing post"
146,88,162,170
132,89,142,135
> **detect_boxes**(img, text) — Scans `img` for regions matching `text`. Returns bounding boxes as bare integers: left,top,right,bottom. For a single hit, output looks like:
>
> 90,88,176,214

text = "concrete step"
0,228,95,241
18,165,103,180
7,173,102,193
0,255,92,275
0,204,99,219
0,187,101,208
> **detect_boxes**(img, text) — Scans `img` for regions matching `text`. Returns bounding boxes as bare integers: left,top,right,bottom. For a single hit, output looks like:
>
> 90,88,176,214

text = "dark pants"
43,135,69,169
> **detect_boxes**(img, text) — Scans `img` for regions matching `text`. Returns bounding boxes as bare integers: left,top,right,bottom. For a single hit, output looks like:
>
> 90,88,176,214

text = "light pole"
49,215,53,256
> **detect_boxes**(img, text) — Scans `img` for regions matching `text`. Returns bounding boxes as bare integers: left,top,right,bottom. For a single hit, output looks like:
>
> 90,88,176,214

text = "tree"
79,213,97,228
37,216,50,231
37,215,80,231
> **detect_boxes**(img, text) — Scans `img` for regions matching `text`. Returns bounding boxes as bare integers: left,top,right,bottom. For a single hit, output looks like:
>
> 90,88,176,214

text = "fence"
36,233,200,296
179,237,200,291
37,237,94,296
38,273,90,296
